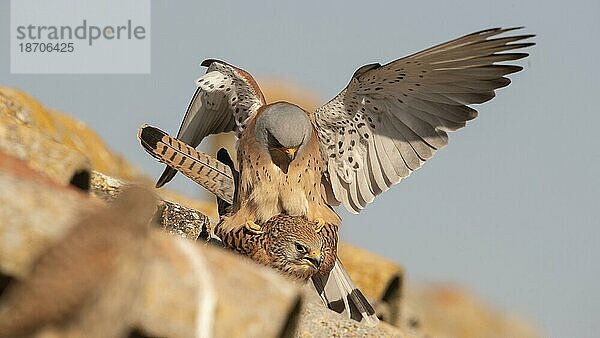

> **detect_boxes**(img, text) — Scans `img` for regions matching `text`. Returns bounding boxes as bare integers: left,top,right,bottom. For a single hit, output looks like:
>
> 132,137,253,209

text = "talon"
245,220,263,234
315,217,326,232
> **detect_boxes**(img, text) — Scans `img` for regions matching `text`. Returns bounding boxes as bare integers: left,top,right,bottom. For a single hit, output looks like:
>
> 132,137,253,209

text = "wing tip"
312,260,380,326
200,58,226,67
352,63,382,79
216,148,234,166
468,26,531,40
156,167,176,188
481,26,524,34
350,300,379,325
502,25,526,32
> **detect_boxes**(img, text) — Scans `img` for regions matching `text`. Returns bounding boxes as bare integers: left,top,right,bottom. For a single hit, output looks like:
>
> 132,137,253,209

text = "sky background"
2,1,599,337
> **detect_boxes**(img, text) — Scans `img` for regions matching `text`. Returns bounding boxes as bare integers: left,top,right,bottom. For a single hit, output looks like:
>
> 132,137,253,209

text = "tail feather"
138,124,235,203
312,258,379,326
139,126,379,325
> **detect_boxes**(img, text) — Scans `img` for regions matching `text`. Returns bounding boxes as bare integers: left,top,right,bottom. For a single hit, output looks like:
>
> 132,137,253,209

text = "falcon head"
255,102,312,173
263,215,324,280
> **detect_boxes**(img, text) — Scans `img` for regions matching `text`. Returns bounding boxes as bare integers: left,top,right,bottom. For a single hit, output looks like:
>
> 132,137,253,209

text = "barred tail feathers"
138,124,234,204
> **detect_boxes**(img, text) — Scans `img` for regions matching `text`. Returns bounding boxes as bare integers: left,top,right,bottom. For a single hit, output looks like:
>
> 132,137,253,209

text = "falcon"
143,27,534,323
155,27,533,229
139,130,378,323
221,214,336,281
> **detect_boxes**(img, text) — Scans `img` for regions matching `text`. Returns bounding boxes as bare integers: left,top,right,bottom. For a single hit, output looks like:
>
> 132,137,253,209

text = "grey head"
255,102,313,173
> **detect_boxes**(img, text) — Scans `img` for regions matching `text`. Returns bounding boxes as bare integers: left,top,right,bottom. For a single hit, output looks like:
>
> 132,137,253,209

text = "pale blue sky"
2,1,599,337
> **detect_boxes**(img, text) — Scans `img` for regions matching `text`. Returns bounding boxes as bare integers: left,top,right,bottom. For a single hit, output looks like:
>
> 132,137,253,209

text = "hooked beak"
280,147,298,161
269,146,299,174
304,249,322,269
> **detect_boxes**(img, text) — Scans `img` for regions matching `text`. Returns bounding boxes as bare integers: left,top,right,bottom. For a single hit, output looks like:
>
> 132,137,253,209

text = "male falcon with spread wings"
143,27,533,323
156,27,533,225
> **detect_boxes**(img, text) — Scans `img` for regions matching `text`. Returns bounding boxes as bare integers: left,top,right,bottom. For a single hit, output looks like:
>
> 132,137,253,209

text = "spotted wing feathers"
156,60,265,187
315,27,534,213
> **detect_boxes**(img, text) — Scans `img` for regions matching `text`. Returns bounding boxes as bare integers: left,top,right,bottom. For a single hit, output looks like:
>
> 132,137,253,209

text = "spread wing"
315,27,534,213
156,59,266,187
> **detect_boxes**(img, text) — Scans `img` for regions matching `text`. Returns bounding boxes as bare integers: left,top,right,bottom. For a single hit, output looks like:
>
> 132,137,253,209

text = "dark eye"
295,242,306,253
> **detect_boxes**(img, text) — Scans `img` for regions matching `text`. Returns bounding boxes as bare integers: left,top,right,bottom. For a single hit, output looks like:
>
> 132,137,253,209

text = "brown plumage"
142,27,533,325
210,147,379,325
149,27,534,233
220,103,340,235
219,214,337,281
